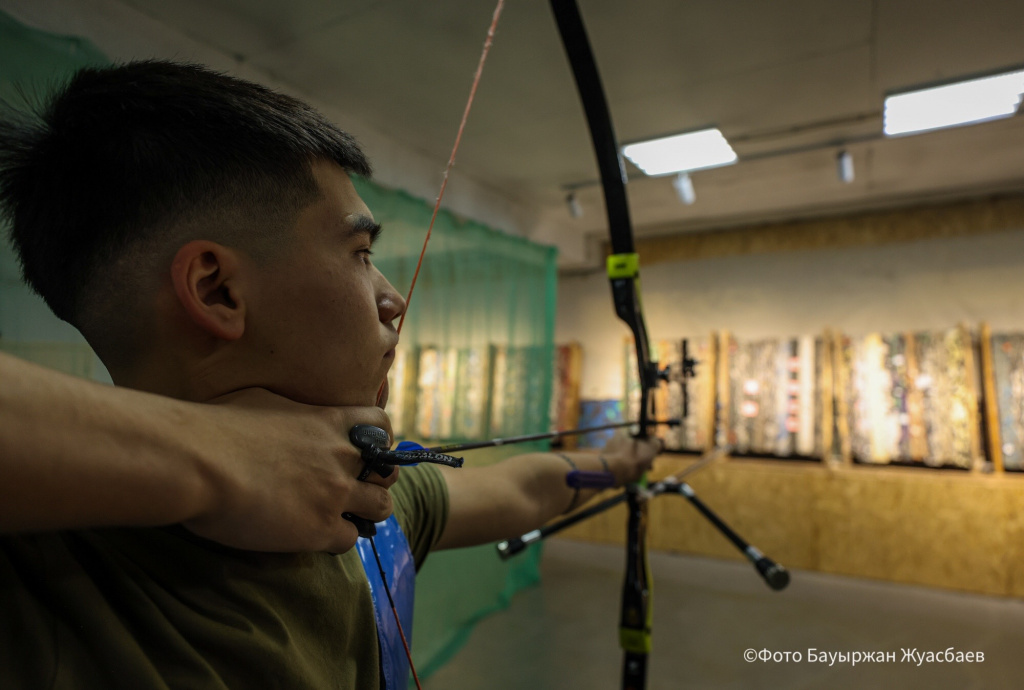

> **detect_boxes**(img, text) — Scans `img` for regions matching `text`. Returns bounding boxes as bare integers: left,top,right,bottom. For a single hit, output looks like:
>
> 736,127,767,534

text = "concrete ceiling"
10,0,1024,266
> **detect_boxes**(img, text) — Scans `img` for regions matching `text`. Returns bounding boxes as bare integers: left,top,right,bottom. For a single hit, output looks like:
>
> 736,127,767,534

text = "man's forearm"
1,352,401,553
0,352,210,533
437,432,661,550
496,451,614,523
435,450,628,551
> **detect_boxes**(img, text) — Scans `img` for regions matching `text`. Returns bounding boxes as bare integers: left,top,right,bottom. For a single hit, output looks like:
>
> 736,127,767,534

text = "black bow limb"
549,2,657,687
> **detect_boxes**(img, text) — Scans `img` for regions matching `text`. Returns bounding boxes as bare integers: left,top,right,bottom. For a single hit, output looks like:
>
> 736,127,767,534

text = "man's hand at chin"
183,388,399,553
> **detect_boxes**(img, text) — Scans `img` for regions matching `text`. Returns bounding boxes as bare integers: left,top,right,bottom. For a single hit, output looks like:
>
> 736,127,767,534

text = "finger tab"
350,425,390,450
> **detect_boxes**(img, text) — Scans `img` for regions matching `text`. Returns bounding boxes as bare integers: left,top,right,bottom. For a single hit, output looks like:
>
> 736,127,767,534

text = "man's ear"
170,240,247,341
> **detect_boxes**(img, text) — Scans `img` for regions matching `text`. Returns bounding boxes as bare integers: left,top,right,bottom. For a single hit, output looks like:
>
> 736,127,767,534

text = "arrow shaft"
426,419,679,454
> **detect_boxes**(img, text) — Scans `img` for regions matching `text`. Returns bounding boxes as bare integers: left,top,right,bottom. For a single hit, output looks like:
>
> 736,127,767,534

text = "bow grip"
566,470,615,489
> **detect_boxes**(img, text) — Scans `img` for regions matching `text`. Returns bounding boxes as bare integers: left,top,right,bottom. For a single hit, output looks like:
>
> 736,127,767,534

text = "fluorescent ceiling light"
884,68,1024,136
622,128,737,176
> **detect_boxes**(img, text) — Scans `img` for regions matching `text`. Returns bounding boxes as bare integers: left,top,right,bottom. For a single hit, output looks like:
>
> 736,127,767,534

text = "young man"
0,61,660,688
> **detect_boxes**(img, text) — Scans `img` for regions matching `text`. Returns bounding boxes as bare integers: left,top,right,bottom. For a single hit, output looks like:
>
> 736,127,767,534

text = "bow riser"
608,257,656,435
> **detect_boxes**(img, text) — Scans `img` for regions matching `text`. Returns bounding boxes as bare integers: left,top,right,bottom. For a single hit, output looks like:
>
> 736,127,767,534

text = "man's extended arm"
435,433,661,550
0,351,395,553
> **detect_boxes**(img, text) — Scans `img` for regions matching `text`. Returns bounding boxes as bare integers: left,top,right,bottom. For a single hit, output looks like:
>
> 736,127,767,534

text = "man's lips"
384,331,400,358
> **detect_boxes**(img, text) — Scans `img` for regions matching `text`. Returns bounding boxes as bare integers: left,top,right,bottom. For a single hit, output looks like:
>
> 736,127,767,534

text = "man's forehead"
307,159,375,225
310,158,363,199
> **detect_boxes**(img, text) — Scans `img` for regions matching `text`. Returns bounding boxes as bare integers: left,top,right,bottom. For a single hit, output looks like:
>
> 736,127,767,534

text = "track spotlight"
673,172,696,205
566,192,583,218
836,150,854,183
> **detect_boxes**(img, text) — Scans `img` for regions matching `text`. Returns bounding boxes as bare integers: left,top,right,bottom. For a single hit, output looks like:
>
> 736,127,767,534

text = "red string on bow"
373,3,507,688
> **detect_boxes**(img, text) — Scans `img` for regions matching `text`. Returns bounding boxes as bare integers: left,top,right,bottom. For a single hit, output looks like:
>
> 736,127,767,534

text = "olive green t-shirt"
0,464,449,689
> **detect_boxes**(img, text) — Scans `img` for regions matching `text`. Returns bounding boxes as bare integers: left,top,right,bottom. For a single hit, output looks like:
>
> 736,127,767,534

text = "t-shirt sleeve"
390,464,449,570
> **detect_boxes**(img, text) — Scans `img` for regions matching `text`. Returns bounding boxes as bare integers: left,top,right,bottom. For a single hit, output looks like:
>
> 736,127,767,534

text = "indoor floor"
423,538,1024,689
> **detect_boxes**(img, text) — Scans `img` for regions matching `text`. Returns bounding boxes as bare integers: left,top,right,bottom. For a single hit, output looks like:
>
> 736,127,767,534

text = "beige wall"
557,195,1024,399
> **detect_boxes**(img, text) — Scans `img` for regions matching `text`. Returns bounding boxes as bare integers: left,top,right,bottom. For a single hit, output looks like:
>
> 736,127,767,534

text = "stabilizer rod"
659,481,790,591
496,490,629,559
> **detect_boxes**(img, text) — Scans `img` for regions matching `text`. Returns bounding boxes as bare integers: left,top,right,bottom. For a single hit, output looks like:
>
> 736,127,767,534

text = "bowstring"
375,0,505,405
396,0,506,335
370,538,423,690
370,2,507,687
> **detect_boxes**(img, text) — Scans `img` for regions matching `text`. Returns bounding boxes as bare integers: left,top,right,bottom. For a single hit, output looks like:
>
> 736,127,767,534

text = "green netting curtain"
0,11,108,364
354,178,557,680
0,10,559,684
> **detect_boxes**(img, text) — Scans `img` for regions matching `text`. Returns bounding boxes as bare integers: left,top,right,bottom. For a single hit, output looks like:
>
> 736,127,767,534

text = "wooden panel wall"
559,454,1024,597
630,193,1024,266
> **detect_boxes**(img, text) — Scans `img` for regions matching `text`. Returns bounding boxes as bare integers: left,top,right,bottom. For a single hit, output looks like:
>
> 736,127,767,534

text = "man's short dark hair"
0,60,371,362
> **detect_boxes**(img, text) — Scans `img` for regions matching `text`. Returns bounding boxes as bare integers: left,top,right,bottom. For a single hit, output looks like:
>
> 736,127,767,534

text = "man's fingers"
323,521,361,555
360,465,401,490
638,436,663,461
342,406,393,445
338,406,400,488
332,407,394,474
177,391,407,553
344,483,394,525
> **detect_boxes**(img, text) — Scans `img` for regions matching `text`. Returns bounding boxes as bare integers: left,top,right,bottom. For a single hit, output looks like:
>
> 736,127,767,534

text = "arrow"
425,418,680,454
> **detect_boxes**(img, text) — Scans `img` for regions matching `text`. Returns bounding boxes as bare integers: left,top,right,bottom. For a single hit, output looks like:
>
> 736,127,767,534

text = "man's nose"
378,276,407,325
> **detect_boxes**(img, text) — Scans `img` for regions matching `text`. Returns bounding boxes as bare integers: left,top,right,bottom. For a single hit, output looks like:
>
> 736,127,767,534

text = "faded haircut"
0,59,370,362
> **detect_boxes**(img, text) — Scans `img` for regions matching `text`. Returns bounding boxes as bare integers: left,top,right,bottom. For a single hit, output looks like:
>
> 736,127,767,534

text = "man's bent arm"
0,352,395,553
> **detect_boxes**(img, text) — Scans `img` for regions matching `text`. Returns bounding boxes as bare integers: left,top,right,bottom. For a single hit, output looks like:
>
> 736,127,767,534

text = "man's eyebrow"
347,215,383,245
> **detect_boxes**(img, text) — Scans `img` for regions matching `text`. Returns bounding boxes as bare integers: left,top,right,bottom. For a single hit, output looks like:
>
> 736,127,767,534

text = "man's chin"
293,387,384,409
